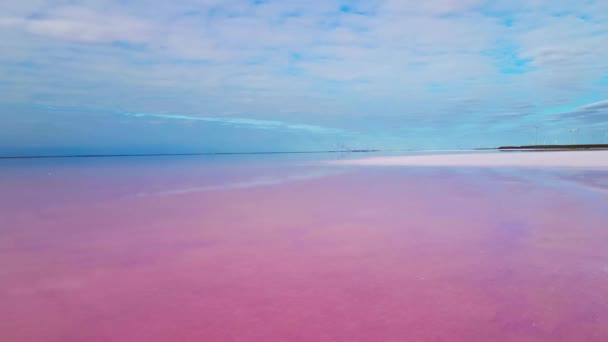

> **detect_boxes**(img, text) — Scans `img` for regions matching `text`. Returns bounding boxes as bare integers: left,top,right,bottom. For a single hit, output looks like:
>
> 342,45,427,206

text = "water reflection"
135,170,342,197
1,155,607,341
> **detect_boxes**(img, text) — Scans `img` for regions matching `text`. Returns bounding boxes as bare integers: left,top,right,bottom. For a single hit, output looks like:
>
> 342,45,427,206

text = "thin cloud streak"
124,112,346,134
549,99,608,124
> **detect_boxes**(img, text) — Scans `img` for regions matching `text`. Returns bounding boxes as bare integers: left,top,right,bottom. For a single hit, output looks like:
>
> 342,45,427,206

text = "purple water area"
1,154,608,341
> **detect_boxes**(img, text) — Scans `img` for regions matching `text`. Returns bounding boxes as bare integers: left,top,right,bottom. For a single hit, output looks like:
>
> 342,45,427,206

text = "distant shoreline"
498,144,608,151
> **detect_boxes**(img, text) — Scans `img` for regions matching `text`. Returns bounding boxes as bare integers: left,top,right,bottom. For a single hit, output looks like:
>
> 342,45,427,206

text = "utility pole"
569,128,580,144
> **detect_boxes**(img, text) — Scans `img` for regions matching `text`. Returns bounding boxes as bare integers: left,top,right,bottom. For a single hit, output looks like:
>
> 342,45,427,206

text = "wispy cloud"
123,112,346,134
1,7,151,44
549,100,608,124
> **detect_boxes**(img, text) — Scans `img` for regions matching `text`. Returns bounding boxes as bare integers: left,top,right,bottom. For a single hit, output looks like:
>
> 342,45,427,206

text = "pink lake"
1,153,608,341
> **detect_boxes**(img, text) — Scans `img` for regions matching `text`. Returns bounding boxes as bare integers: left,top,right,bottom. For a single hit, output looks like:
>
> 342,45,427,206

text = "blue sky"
1,0,608,155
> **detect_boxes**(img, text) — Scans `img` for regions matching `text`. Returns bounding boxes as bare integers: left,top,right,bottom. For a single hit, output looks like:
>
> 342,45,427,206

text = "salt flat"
331,150,608,168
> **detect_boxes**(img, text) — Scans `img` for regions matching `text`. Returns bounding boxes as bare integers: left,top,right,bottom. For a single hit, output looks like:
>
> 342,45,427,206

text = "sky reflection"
1,155,608,341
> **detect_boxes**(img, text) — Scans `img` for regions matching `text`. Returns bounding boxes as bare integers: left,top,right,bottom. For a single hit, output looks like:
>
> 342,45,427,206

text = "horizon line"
0,149,387,159
4,144,608,159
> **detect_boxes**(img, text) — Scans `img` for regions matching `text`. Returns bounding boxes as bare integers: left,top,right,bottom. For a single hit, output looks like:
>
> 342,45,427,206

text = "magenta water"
1,155,608,341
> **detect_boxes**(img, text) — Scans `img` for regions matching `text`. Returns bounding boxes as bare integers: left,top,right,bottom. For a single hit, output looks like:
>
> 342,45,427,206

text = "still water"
1,152,608,341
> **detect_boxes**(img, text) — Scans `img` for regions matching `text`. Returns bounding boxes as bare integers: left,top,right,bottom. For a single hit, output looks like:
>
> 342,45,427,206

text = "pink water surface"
1,156,608,341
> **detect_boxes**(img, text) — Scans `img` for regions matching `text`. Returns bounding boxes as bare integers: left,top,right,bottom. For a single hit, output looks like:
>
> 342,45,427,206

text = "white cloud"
2,6,152,43
123,112,347,134
0,0,607,139
381,0,482,15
